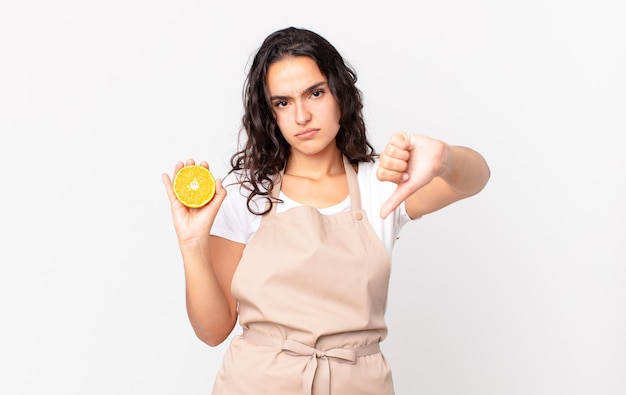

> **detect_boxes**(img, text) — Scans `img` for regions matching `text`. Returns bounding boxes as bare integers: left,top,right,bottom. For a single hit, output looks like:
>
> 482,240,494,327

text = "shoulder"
221,171,268,211
211,170,263,244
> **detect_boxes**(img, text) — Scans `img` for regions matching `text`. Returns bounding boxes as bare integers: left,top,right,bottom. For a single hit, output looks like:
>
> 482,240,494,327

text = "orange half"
172,165,216,208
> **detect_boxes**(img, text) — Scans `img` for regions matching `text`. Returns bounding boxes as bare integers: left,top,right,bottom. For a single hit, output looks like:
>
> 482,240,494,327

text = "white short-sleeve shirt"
210,160,412,259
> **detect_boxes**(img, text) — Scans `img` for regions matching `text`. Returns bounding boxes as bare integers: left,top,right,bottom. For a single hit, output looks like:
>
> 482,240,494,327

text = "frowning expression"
266,56,342,158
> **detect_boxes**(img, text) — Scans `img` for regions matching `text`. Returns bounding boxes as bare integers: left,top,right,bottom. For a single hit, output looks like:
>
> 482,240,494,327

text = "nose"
295,100,311,125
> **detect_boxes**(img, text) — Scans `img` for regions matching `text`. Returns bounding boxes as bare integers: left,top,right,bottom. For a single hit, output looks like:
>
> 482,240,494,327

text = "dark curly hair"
229,26,376,215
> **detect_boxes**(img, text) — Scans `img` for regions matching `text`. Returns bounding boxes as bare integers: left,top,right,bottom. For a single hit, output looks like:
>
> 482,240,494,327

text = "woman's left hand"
376,132,449,219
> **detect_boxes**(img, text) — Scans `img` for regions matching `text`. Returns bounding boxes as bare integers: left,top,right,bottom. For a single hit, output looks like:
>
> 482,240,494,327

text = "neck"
285,148,344,179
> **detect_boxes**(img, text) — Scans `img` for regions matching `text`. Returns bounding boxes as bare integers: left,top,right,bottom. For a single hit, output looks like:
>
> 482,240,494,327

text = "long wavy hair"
229,27,376,215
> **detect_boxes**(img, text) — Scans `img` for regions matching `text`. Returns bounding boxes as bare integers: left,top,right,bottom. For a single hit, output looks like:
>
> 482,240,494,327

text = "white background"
1,0,624,394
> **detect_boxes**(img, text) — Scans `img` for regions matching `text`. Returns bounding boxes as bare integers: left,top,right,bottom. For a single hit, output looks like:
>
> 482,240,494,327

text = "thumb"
211,179,227,205
380,182,414,219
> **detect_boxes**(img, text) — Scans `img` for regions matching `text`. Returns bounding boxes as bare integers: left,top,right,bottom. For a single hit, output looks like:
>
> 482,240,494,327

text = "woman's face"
266,56,342,158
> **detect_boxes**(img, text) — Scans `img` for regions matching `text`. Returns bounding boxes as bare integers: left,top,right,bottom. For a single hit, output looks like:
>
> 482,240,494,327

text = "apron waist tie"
242,329,381,395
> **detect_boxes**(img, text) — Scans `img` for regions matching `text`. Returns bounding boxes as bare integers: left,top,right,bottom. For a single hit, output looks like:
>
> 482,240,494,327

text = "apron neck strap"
343,155,362,211
268,155,362,214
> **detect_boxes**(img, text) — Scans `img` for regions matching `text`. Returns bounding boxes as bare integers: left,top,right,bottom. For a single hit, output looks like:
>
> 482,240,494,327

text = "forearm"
179,240,236,346
440,145,490,197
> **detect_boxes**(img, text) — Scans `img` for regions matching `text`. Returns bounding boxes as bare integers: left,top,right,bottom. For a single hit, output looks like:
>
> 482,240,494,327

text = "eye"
311,89,324,98
274,100,288,108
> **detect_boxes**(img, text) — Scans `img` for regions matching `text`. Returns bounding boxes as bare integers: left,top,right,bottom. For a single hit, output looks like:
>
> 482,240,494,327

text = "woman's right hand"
163,160,239,345
162,159,227,246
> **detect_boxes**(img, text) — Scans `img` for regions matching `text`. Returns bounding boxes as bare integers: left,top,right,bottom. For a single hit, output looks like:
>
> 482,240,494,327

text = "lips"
295,128,318,139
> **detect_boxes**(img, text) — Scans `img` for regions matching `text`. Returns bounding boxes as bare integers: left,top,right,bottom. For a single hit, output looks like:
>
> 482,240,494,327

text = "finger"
401,131,412,146
172,161,185,176
379,152,409,174
185,158,196,167
388,131,412,150
162,173,179,205
383,143,411,162
376,165,408,184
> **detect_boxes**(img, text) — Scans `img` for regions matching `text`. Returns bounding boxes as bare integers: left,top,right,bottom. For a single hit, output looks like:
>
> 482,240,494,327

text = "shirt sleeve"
210,173,253,244
358,160,413,258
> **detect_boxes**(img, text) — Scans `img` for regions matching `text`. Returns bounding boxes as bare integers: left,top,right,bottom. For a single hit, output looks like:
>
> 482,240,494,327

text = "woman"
163,27,490,395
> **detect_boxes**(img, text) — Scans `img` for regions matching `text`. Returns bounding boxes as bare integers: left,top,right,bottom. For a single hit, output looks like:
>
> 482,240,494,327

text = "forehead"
266,56,326,94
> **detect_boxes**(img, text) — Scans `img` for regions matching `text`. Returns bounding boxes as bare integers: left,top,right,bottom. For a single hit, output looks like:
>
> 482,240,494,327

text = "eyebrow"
269,81,327,101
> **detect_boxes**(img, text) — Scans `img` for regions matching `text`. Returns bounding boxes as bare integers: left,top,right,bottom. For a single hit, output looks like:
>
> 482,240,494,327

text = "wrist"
178,234,211,250
437,143,455,180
